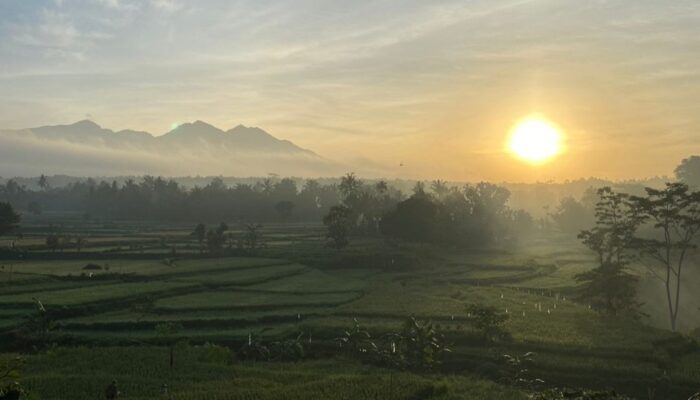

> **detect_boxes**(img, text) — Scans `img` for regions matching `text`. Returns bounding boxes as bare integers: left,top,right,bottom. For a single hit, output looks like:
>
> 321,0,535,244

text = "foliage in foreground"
6,346,526,400
529,388,634,400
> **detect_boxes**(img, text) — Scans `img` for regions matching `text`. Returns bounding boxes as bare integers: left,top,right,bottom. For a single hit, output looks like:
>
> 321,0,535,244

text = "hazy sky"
1,0,699,181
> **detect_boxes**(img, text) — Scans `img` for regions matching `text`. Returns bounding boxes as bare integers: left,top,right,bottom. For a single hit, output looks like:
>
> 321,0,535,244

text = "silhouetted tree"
323,205,353,249
38,174,49,191
206,223,228,255
45,234,60,253
552,196,594,234
631,183,700,331
577,187,642,316
0,203,20,237
192,223,206,253
375,180,388,194
244,223,263,250
430,180,449,200
339,173,362,199
380,195,437,242
74,235,87,253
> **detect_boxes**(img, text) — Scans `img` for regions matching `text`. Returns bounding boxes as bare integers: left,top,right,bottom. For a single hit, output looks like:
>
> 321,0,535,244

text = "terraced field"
1,222,699,399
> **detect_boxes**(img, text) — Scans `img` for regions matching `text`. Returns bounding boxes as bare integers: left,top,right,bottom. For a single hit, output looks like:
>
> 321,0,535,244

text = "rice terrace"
2,173,700,400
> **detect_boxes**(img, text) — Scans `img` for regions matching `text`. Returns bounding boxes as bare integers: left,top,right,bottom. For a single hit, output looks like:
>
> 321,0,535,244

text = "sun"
508,117,562,164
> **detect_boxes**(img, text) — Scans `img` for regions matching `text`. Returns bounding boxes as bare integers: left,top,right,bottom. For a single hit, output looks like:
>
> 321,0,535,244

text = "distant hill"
0,120,342,177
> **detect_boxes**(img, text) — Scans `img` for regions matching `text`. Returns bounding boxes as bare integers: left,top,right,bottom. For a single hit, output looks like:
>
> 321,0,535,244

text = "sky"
1,0,699,182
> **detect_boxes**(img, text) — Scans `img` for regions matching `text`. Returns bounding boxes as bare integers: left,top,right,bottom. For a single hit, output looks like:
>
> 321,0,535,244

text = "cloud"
94,0,141,12
151,0,183,13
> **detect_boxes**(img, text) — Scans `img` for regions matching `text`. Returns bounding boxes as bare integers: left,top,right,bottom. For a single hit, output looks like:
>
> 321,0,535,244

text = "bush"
529,388,633,399
466,304,510,341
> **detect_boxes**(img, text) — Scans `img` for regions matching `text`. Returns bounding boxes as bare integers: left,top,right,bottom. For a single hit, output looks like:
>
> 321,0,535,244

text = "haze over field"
1,1,699,181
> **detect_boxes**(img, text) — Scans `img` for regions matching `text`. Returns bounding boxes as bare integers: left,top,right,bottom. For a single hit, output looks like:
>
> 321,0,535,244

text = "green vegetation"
1,174,700,399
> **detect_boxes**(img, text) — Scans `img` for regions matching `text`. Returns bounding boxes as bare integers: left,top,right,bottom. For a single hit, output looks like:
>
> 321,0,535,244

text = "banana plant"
269,332,305,361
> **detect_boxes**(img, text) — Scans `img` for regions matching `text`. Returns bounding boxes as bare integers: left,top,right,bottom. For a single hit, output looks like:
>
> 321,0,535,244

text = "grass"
4,257,286,277
0,281,195,307
9,346,526,400
245,268,372,293
156,290,360,311
173,263,308,285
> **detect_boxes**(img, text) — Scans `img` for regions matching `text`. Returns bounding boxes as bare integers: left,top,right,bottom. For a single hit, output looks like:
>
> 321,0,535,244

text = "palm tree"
339,173,362,198
375,180,389,195
430,180,449,199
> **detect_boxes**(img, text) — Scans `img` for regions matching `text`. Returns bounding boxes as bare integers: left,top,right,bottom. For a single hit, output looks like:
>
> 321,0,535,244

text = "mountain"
0,120,342,177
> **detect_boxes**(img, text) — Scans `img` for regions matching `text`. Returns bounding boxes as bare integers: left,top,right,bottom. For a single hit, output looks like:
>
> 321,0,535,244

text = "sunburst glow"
508,117,562,164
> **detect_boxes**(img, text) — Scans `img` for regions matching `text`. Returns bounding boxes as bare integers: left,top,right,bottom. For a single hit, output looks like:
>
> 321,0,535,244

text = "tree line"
0,176,341,222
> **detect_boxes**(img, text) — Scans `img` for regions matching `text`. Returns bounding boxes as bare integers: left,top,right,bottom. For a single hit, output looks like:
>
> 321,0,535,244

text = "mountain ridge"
9,119,317,156
0,119,340,177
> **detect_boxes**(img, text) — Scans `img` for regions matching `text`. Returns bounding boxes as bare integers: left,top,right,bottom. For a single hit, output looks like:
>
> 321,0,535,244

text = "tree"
244,223,263,250
551,196,594,234
45,234,60,253
675,155,700,187
323,205,353,249
38,174,49,191
192,223,206,253
412,181,426,196
339,173,362,199
466,304,509,341
631,183,700,331
0,203,20,237
206,223,228,255
380,195,437,242
74,235,87,253
430,180,449,200
576,187,642,316
375,180,388,194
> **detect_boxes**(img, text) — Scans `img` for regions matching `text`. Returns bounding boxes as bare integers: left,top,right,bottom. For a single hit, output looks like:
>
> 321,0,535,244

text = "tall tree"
323,205,353,249
631,183,700,331
576,187,642,316
375,180,389,195
0,202,20,237
339,173,362,199
244,223,263,250
192,223,206,253
430,180,449,200
38,174,50,191
206,223,228,255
